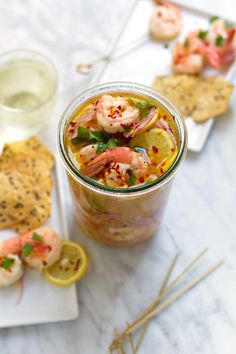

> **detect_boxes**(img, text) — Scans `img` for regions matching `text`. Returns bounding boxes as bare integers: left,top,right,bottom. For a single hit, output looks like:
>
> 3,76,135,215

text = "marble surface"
0,0,236,353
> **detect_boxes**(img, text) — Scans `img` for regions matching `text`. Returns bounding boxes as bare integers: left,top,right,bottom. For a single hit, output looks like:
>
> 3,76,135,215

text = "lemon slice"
44,241,89,286
130,128,177,173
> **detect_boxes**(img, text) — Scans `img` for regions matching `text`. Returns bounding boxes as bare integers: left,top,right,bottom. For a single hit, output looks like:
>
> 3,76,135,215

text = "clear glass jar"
58,82,187,247
0,50,58,138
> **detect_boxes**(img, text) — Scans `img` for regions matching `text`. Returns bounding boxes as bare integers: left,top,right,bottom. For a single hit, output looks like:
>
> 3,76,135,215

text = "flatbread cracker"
0,170,33,229
191,76,234,122
12,177,53,234
152,75,197,117
152,74,233,122
0,137,54,233
0,137,54,181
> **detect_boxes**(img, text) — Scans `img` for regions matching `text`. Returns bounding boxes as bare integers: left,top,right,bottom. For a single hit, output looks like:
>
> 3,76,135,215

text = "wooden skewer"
76,35,148,74
127,322,136,354
164,247,208,295
131,248,207,331
126,259,224,335
110,248,208,351
134,253,179,352
109,254,179,351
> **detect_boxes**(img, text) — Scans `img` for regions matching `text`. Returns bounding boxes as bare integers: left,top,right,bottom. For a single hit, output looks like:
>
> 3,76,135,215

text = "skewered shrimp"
0,254,23,288
83,147,148,180
0,226,61,270
172,32,204,74
203,20,236,68
149,0,182,41
96,95,139,134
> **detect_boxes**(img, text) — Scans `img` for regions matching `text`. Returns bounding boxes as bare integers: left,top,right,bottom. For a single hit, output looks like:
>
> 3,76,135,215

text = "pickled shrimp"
202,19,236,68
96,95,139,134
149,0,182,41
0,254,23,288
83,147,148,183
172,32,204,74
172,19,236,73
0,226,61,270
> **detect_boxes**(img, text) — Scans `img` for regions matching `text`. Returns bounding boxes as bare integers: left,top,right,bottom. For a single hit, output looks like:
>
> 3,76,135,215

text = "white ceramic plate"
0,157,79,328
90,0,236,152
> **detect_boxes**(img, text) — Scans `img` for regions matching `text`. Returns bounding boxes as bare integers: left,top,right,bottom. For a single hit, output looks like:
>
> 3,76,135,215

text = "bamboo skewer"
125,247,207,334
109,250,224,353
110,254,179,351
126,259,224,335
76,35,148,74
134,253,179,352
164,247,208,295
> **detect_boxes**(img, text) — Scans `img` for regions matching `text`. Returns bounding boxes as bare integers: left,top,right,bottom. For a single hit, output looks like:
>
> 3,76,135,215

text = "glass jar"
58,82,187,247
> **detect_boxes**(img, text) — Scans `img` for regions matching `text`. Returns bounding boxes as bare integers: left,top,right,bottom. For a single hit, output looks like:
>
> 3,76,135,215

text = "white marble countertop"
0,0,236,353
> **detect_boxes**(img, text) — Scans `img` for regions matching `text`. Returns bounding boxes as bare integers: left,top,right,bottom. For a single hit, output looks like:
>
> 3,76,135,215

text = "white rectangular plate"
0,157,79,328
90,0,236,152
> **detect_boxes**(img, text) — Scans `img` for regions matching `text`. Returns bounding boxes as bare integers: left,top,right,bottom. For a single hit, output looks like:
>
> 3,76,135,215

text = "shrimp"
149,0,182,41
0,254,23,288
172,32,205,74
69,106,96,137
0,226,61,270
96,95,139,134
83,147,149,180
202,20,236,68
77,144,99,163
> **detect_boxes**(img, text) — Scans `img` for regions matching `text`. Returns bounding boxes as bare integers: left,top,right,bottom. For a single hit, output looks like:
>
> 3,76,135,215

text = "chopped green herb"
225,19,235,28
75,127,90,141
22,243,33,257
1,257,14,270
127,170,136,187
96,142,107,153
100,131,110,141
183,38,189,48
129,98,154,118
107,138,117,149
215,34,224,47
198,31,208,40
32,232,42,242
71,127,109,145
210,15,219,23
164,43,169,49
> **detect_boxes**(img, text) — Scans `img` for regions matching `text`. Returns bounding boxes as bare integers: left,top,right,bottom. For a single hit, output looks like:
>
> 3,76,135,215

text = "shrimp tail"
83,153,109,177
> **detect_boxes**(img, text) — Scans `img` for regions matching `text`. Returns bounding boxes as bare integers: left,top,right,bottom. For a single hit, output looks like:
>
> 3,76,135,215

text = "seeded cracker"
152,75,197,117
0,171,33,229
0,137,54,233
191,76,234,122
152,74,233,122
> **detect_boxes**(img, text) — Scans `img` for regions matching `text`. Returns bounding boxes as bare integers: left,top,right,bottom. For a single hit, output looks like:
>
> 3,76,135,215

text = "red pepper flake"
160,168,164,174
163,115,167,120
171,147,175,152
152,146,158,153
139,176,144,183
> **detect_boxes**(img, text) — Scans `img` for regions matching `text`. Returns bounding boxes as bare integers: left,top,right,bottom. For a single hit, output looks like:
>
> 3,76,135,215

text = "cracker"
191,76,234,122
0,137,54,181
0,171,33,229
12,177,53,234
0,137,54,233
152,75,197,117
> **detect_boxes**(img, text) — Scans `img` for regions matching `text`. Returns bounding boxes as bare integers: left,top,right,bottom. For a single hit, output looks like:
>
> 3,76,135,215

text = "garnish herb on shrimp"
172,17,236,74
66,93,179,188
